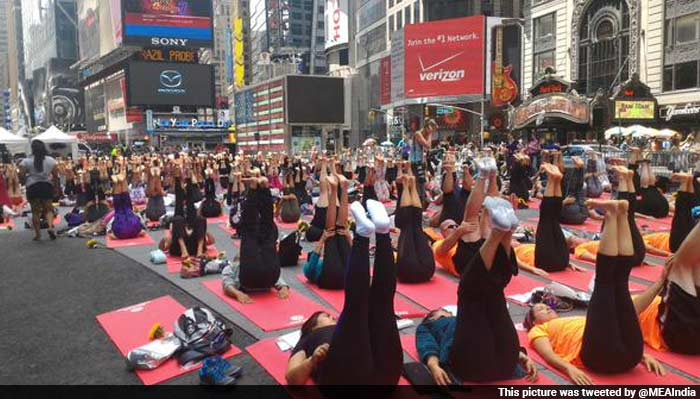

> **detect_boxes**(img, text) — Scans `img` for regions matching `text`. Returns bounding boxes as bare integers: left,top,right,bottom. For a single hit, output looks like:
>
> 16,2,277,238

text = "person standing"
410,118,437,208
19,140,58,241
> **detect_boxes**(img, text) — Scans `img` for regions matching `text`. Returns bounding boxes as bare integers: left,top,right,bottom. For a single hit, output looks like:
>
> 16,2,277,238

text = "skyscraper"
7,0,27,132
0,3,11,129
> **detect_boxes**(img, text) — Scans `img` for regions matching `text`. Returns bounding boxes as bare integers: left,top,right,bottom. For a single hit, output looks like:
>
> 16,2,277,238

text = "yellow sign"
234,18,246,89
615,101,656,120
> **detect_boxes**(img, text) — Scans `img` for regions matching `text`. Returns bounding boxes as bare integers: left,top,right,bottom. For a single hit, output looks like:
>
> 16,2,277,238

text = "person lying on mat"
429,148,474,228
396,164,436,283
610,165,648,267
643,232,672,257
631,148,670,219
523,199,666,385
669,173,700,253
303,157,332,243
224,176,288,304
432,153,500,277
416,308,539,386
419,196,530,383
108,157,145,240
286,200,402,385
159,175,215,259
560,157,592,225
303,172,352,289
637,221,700,355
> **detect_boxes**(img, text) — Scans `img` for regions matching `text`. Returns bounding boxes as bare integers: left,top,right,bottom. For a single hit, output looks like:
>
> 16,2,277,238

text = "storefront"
659,102,700,137
611,74,658,127
509,72,591,144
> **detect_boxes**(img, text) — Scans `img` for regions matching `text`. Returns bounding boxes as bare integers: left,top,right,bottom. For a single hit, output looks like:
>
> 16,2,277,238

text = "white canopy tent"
604,126,629,139
0,127,29,154
32,125,79,159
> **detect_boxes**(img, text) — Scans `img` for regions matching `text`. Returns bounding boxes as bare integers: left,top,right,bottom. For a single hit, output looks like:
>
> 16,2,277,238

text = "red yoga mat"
106,233,156,249
0,218,16,230
53,214,62,226
396,274,458,311
527,198,541,210
276,220,300,231
218,224,235,236
248,338,411,387
548,268,647,294
205,215,229,225
96,296,241,385
296,274,426,319
636,218,672,232
573,256,664,283
645,346,700,379
505,274,548,306
527,217,603,234
202,280,329,332
165,246,220,273
516,331,691,385
399,335,555,385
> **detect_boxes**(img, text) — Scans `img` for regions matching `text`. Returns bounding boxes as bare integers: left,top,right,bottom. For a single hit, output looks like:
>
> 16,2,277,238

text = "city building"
6,0,28,133
202,0,234,102
248,0,327,84
232,0,253,91
20,0,82,132
0,3,11,129
351,0,524,147
521,0,700,139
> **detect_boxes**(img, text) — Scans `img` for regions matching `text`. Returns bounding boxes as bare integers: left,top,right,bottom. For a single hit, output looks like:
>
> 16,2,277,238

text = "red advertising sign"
404,16,485,99
380,56,392,105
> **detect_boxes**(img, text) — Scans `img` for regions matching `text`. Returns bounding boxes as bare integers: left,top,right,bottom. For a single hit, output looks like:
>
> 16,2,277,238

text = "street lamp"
427,103,486,148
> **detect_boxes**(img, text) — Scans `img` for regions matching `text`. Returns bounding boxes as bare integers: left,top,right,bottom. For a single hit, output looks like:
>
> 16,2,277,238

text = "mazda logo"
160,70,183,88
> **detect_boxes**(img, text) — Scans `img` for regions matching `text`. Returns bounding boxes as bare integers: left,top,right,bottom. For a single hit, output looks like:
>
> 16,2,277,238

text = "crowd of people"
0,120,699,386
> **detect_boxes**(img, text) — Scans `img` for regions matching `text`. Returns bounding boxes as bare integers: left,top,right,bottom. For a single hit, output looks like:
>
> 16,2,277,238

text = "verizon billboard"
404,16,486,99
325,0,349,49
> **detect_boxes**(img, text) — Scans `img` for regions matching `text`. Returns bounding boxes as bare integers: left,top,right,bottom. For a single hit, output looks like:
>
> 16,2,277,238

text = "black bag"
174,307,232,365
278,231,302,267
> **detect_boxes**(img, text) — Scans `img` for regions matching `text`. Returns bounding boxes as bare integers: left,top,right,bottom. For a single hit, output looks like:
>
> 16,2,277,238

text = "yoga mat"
53,214,62,226
504,274,547,306
548,268,647,294
573,257,664,283
205,215,229,225
526,217,603,234
96,296,241,385
218,223,235,236
636,218,672,232
516,331,691,385
296,274,426,319
0,218,16,230
399,335,555,385
106,233,155,249
645,346,700,379
248,338,411,387
396,274,458,311
527,198,541,210
276,220,300,231
165,246,220,273
202,280,329,332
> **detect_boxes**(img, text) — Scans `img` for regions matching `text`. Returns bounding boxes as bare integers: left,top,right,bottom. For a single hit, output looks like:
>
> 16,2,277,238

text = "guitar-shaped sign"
492,25,519,107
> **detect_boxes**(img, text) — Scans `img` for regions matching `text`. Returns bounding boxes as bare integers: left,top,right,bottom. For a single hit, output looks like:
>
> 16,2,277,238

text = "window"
291,24,302,35
414,1,420,23
339,48,349,66
397,11,403,29
663,11,700,91
389,14,394,33
533,13,556,81
389,0,394,7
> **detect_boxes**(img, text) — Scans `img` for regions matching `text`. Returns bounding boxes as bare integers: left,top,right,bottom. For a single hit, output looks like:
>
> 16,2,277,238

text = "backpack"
174,307,232,366
278,231,302,267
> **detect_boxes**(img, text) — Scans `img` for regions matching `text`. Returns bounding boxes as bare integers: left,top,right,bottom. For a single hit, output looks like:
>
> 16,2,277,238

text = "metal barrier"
597,150,700,173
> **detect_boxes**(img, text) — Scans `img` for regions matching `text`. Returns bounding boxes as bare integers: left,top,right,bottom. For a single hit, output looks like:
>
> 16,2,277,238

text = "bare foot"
671,172,693,182
542,163,563,180
326,175,338,190
585,199,619,214
338,175,350,190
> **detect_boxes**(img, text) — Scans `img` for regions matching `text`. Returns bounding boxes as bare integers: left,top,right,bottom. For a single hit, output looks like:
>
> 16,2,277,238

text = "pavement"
1,202,698,387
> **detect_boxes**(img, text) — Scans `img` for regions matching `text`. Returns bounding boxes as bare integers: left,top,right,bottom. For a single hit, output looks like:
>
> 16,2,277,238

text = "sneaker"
365,200,390,234
209,356,242,378
484,197,513,231
199,358,238,386
350,201,375,238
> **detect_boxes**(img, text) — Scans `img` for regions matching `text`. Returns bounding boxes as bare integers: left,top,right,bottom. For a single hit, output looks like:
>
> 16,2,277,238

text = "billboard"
614,101,656,120
287,76,344,125
404,16,485,99
380,56,392,105
126,61,215,107
84,84,107,133
325,0,349,49
122,0,214,48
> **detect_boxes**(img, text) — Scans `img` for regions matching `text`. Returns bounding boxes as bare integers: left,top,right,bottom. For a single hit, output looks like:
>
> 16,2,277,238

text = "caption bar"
498,387,697,399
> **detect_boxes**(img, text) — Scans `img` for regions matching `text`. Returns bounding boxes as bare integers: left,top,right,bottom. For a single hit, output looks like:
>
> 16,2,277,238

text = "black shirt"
291,325,336,381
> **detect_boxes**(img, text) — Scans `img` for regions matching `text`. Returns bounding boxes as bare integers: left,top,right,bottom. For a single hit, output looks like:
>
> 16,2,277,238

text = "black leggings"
535,197,569,272
306,206,327,243
637,187,669,219
617,192,646,266
169,215,207,257
439,172,469,224
396,206,435,283
450,245,519,382
239,188,281,289
670,192,700,253
660,282,700,355
580,254,643,373
320,235,350,289
453,239,486,275
280,195,301,223
318,234,403,385
509,162,531,202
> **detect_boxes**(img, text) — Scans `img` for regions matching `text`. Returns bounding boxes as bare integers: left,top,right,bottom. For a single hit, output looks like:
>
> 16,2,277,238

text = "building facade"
522,0,700,135
0,3,11,130
6,0,28,133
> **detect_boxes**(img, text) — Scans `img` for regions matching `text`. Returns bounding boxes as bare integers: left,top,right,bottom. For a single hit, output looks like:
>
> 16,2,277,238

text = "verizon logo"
418,53,465,83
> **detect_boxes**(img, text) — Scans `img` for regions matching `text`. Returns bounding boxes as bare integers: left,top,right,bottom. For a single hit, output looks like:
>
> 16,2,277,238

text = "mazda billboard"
126,61,215,107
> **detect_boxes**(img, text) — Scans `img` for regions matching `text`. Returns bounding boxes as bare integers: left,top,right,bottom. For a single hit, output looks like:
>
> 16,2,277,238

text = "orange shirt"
639,296,668,351
574,241,600,260
514,244,536,268
643,233,671,253
528,317,586,368
433,239,458,277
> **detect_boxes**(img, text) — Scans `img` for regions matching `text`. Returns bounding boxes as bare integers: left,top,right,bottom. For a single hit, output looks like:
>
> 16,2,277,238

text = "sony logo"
151,38,189,46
